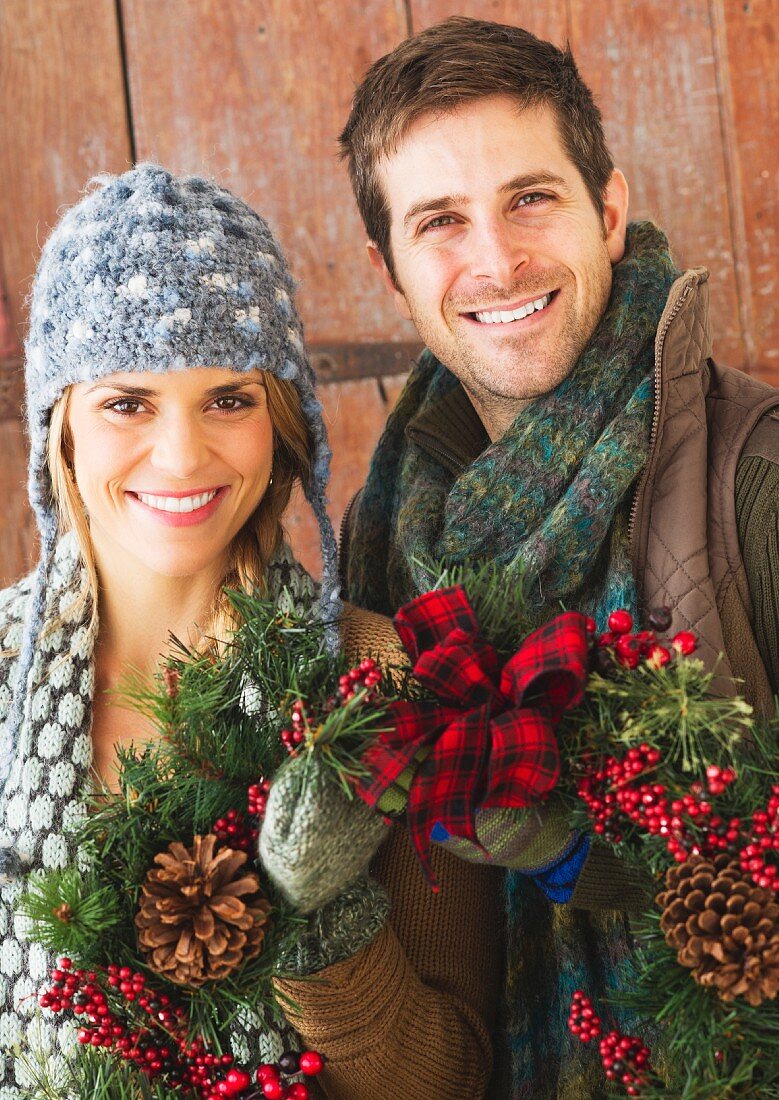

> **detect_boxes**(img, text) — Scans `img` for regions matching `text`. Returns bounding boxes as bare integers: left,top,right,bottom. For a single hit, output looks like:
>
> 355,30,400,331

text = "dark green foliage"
412,555,537,656
19,867,123,965
617,915,779,1099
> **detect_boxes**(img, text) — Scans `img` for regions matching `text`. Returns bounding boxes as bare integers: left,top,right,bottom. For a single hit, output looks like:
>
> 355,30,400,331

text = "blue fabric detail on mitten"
430,821,449,842
529,831,591,902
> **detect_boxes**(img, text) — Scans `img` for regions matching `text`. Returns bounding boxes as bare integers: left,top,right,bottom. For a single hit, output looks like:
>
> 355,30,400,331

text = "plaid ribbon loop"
354,586,590,885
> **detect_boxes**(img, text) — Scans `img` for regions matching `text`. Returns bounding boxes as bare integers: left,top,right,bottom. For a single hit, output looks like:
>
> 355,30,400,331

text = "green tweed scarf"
347,223,681,1098
348,222,680,634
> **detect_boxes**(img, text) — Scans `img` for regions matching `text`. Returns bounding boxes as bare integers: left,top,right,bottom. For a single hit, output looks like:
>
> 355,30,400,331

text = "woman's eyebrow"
84,382,157,396
84,380,265,398
203,381,265,398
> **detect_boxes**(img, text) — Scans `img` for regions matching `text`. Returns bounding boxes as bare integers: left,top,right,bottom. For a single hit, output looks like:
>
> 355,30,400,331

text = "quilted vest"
631,268,779,713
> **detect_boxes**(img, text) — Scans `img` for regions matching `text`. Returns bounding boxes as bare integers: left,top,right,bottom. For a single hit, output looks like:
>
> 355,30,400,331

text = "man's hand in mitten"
431,799,649,910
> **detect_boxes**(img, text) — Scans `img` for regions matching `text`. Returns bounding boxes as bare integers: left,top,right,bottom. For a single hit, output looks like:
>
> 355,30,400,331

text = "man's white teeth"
136,490,218,513
475,293,552,324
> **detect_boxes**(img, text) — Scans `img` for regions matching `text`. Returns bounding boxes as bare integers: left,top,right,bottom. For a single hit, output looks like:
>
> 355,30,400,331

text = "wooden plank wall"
1,0,776,587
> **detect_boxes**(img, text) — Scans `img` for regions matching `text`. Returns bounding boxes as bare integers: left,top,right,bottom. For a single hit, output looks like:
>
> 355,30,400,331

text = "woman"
0,165,499,1099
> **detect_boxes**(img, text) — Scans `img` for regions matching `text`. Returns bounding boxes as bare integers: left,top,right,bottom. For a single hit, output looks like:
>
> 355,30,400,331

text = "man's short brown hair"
339,16,615,283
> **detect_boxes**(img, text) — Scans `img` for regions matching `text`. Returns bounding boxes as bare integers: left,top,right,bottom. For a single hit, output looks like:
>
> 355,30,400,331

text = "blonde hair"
46,373,313,651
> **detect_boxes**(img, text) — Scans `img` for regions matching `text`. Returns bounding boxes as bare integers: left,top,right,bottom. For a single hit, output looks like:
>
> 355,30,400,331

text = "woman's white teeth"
475,293,552,324
136,490,218,513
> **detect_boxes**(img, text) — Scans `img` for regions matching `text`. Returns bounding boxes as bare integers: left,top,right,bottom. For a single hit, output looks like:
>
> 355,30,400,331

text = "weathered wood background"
1,0,776,585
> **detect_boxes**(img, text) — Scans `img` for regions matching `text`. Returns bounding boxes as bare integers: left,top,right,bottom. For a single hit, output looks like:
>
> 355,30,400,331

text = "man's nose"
468,220,530,287
149,415,209,478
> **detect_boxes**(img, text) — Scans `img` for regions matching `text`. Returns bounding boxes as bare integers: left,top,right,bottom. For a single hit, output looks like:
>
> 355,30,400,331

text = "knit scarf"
348,222,680,634
346,222,680,1098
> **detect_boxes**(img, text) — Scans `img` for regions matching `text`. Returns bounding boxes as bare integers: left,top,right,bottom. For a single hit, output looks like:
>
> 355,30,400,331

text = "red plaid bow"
354,586,589,884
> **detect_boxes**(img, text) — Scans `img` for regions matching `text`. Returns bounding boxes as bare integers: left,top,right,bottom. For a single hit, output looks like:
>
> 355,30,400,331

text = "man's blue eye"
517,192,548,207
422,215,455,232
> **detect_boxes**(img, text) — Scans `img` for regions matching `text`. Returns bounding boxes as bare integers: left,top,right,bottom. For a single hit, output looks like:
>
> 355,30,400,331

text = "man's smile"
461,290,558,326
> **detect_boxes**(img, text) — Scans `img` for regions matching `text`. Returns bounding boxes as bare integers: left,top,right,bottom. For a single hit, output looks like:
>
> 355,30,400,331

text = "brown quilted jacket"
632,267,779,712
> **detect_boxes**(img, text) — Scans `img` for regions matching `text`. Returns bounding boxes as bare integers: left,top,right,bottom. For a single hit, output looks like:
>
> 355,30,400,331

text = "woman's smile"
127,485,229,527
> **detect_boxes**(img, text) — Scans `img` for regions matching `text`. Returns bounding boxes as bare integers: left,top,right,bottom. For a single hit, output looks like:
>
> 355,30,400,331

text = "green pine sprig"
411,555,537,654
23,1042,179,1099
18,866,123,964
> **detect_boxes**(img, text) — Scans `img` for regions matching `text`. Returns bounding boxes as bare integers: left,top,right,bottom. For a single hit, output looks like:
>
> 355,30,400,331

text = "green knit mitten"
433,799,649,909
274,875,390,976
433,799,574,871
259,752,390,913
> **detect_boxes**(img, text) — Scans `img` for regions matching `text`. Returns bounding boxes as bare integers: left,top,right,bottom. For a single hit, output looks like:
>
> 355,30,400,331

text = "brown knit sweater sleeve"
735,413,779,695
273,605,504,1100
274,834,503,1100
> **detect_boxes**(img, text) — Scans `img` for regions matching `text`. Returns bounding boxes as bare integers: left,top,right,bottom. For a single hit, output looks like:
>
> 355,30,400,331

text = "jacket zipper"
627,279,696,557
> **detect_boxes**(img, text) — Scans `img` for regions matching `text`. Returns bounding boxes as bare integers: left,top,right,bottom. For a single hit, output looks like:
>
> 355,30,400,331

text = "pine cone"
135,834,271,987
657,853,779,1006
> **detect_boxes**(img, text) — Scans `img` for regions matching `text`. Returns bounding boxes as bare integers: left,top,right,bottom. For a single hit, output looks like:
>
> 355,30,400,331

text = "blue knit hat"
3,164,339,790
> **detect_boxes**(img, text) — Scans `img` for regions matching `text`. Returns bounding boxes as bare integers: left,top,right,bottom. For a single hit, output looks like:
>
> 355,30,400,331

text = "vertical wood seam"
564,0,573,48
403,0,413,35
707,0,755,371
114,0,137,164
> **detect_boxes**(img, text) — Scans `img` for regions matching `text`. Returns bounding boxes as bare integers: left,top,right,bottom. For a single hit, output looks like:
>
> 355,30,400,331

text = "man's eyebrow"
403,194,470,230
402,173,569,230
498,172,568,194
84,380,265,398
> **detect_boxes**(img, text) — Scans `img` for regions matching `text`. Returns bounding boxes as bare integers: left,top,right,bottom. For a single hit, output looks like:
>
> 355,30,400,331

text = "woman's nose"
148,415,209,478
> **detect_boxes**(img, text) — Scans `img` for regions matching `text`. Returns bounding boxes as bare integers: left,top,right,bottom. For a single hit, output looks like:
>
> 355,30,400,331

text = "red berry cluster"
568,992,655,1097
600,1030,654,1096
568,989,601,1042
212,808,259,853
38,959,324,1097
280,699,311,754
590,608,696,672
280,658,383,756
255,1049,325,1099
248,778,271,819
577,745,742,860
740,783,779,890
577,743,663,843
337,657,382,703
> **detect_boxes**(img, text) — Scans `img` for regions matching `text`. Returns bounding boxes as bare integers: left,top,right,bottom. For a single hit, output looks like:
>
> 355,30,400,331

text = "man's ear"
366,241,412,321
603,169,629,264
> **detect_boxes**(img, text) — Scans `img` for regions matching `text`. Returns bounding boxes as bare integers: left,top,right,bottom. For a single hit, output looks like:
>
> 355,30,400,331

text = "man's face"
369,96,629,439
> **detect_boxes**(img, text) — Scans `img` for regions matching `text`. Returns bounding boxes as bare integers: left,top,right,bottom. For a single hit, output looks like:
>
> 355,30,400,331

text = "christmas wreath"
19,571,779,1098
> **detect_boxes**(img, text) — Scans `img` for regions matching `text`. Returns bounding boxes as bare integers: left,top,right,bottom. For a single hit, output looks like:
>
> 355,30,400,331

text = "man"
265,18,778,1100
335,14,778,1097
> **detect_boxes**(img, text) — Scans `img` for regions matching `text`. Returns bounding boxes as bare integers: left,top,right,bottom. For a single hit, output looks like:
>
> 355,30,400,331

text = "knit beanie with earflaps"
2,163,339,796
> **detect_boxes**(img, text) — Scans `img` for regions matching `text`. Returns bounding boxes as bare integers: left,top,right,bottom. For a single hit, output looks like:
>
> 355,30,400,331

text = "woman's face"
67,367,274,581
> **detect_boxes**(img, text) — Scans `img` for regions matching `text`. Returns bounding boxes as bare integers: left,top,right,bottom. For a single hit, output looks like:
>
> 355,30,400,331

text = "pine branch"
18,867,123,964
410,555,537,653
612,915,779,1098
24,1043,180,1099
